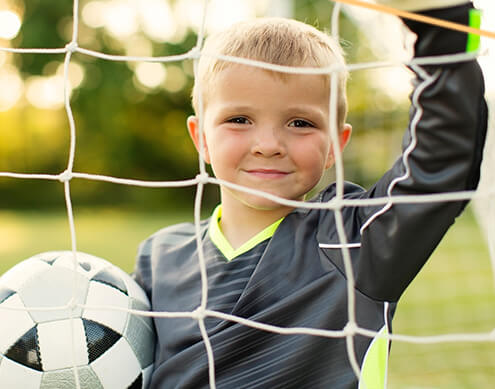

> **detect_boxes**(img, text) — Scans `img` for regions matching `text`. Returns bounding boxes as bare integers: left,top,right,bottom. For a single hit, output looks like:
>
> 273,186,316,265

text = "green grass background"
0,206,493,388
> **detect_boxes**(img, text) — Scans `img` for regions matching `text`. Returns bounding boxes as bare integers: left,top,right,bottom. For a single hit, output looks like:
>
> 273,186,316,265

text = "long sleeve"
354,3,488,301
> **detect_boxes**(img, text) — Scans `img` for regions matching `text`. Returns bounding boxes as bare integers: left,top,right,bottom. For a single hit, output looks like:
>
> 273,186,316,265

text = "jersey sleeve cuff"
403,3,481,57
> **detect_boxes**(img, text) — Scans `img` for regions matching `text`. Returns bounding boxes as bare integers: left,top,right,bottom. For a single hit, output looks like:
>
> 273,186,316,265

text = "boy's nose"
251,126,285,157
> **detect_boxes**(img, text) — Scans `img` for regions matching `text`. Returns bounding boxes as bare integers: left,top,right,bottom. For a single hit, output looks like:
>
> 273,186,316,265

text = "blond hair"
192,17,349,129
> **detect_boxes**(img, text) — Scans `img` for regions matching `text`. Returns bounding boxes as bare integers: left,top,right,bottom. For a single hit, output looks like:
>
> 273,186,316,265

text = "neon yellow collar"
208,205,284,261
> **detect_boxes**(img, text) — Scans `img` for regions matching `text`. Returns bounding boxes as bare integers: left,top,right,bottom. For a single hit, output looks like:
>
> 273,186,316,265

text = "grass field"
387,207,495,388
0,206,494,388
0,206,201,274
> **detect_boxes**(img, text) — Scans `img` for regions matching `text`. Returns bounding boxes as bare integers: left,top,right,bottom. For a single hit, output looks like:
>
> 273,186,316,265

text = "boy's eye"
289,119,314,128
227,117,250,125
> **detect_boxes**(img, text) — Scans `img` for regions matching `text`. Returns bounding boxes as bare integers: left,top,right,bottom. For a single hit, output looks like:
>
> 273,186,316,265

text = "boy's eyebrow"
213,103,328,117
215,104,256,113
284,105,328,117
280,106,329,124
209,104,258,119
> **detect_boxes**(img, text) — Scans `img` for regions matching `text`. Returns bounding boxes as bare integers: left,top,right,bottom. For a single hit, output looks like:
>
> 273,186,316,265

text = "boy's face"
188,65,351,212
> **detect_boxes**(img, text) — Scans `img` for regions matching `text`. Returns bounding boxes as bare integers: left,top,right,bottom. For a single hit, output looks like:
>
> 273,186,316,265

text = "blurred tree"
0,0,409,210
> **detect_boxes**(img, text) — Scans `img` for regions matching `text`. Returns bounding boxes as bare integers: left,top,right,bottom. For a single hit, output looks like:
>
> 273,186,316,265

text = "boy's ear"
339,123,352,150
325,123,352,169
187,115,211,164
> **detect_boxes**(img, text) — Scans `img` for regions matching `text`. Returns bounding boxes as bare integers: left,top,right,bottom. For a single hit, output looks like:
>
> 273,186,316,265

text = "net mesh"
0,0,494,388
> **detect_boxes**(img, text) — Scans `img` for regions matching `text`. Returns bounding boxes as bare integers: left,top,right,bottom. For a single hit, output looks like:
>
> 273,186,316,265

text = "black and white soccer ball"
0,251,155,389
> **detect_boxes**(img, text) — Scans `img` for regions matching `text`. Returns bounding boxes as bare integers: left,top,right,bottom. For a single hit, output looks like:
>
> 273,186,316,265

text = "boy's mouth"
245,169,290,179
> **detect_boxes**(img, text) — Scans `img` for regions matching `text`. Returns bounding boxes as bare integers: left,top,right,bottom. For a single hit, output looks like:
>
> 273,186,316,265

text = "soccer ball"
0,251,155,389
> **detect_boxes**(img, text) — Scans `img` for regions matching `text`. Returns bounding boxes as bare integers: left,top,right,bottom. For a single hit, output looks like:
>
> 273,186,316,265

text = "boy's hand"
374,0,470,12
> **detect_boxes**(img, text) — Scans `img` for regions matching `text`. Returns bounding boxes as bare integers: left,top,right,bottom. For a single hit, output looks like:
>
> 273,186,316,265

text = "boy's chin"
238,195,301,212
222,187,304,213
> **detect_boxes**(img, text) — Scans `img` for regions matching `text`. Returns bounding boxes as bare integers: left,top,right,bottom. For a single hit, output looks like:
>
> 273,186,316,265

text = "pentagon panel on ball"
0,251,156,389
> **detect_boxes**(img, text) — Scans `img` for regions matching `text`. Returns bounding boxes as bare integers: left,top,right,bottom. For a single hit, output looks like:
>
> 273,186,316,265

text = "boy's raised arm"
354,2,488,301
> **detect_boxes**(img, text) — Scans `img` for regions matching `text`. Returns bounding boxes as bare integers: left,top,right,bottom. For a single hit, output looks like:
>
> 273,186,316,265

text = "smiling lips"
245,169,290,179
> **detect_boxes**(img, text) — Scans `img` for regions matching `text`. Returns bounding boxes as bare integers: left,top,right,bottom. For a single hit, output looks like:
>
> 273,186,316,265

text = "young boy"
134,1,488,388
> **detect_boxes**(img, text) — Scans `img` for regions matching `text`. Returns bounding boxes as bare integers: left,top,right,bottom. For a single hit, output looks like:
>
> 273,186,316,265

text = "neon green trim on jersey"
359,325,389,389
209,205,284,261
466,9,482,53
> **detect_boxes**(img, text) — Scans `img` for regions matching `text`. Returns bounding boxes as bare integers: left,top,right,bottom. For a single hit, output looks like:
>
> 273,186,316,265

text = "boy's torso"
140,183,393,389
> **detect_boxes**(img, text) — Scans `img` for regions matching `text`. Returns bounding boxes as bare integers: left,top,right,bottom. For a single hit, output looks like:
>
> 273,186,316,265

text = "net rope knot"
191,306,206,321
65,41,78,53
327,196,343,210
343,321,358,336
196,172,210,184
189,46,202,60
58,169,73,183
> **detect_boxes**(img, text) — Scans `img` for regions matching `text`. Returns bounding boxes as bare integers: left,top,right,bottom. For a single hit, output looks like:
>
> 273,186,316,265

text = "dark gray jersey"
134,4,488,388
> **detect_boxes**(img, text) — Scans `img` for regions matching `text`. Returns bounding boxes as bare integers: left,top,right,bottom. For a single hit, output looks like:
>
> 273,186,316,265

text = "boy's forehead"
207,65,330,108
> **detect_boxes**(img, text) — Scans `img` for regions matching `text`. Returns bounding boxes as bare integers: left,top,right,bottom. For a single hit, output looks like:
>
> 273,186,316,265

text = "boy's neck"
219,198,293,250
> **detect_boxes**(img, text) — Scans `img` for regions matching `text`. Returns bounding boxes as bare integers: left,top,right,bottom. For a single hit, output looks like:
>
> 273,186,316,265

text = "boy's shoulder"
134,220,210,293
314,181,366,203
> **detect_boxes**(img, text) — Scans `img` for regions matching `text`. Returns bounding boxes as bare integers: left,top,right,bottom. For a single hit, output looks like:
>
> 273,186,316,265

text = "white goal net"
0,0,494,388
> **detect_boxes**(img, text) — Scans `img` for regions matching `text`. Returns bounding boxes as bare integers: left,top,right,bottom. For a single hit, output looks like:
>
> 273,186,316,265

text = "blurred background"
0,0,494,387
0,0,416,209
